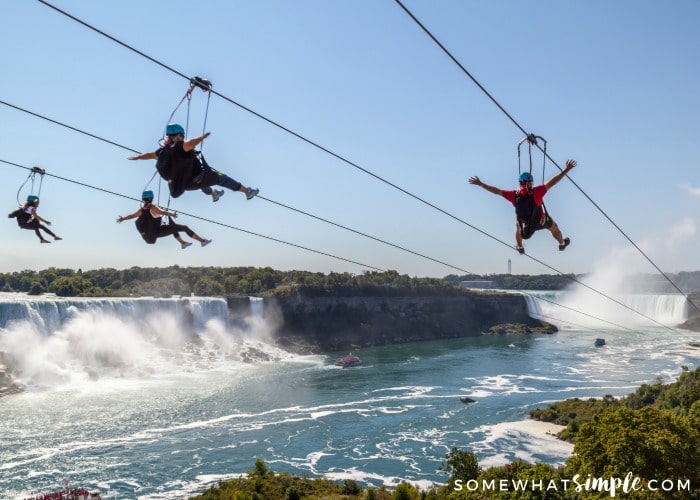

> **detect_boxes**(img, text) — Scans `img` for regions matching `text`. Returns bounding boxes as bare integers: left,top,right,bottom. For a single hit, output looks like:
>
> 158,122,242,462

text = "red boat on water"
24,488,101,500
335,354,362,368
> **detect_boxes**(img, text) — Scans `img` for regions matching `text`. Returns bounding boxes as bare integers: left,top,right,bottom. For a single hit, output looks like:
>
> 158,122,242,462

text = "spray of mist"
0,297,291,391
527,220,694,329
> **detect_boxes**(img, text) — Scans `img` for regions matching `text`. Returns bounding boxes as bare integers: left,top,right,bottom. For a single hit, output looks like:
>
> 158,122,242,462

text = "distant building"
459,280,494,289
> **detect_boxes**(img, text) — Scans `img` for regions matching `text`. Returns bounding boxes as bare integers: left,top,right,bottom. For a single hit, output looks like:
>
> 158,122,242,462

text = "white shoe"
212,189,224,202
246,188,259,200
201,239,212,247
181,242,193,249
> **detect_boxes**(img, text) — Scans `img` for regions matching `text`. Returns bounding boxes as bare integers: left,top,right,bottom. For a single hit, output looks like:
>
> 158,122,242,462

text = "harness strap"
517,134,548,183
16,167,46,205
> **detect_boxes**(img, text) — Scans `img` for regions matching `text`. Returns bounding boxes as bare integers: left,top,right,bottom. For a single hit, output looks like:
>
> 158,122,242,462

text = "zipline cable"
392,0,699,315
0,159,659,334
26,3,691,329
258,195,477,275
1,100,666,332
0,158,385,272
0,152,681,334
0,100,475,276
0,110,681,333
0,100,141,154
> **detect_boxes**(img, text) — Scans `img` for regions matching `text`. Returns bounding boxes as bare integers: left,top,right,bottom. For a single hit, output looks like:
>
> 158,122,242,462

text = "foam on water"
1,294,699,498
466,420,574,469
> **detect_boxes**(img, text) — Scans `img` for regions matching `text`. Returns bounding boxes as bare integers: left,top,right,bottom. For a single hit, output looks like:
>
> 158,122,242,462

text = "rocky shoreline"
0,362,23,398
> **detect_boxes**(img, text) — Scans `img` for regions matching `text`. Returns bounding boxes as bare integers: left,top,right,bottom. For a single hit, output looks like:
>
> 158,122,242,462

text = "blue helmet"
27,195,39,203
165,123,185,136
518,172,534,183
142,190,154,200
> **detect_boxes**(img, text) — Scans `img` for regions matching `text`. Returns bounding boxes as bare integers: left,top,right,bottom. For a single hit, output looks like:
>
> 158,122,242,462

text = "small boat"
23,488,101,500
335,354,362,368
595,338,606,347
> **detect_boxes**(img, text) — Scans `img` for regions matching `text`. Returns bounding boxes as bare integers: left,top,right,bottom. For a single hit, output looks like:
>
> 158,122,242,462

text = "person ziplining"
128,123,259,202
116,190,211,248
469,159,577,255
8,195,62,244
8,167,62,244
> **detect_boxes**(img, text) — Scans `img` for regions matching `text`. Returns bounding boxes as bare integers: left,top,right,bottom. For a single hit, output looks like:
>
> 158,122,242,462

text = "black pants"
21,220,57,241
189,164,242,193
518,214,554,240
155,223,195,240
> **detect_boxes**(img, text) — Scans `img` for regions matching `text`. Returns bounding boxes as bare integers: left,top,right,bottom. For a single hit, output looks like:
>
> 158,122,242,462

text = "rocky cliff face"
679,291,700,332
263,292,555,353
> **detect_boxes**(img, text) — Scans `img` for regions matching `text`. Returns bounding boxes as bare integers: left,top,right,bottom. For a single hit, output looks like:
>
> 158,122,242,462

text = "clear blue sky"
1,0,699,278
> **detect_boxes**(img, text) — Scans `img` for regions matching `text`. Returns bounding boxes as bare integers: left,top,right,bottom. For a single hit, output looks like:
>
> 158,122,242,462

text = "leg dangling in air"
215,172,259,200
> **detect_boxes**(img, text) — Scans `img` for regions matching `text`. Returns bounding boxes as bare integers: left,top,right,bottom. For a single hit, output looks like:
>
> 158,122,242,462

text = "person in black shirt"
117,191,211,249
128,124,259,202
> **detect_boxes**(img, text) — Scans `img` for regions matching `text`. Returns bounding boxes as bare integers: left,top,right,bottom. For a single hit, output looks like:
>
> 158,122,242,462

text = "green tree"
566,407,700,489
440,447,480,491
343,479,362,495
392,482,420,500
250,458,269,477
28,281,44,295
193,278,224,296
50,275,90,297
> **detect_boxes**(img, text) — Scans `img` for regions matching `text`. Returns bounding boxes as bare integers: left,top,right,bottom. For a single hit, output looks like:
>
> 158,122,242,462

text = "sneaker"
212,189,224,202
246,188,259,200
40,239,51,244
201,239,212,247
181,241,193,249
559,237,571,251
54,236,63,241
516,246,525,255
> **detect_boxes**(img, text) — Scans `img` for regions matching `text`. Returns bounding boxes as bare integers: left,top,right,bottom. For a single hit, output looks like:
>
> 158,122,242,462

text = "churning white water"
0,293,287,391
1,292,698,499
523,290,688,330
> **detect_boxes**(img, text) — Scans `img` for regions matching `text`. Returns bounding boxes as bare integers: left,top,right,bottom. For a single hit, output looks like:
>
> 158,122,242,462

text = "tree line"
0,266,465,298
3,266,698,298
445,271,700,292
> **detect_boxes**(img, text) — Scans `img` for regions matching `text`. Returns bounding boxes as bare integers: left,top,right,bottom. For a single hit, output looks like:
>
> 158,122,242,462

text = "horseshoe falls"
523,290,689,329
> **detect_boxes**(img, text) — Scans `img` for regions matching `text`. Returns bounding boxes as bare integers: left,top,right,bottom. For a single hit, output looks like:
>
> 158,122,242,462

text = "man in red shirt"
469,159,577,254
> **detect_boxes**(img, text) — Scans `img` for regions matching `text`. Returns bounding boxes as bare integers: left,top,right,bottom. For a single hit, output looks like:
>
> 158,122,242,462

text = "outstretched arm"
183,132,211,152
544,159,576,190
117,208,142,223
469,176,503,196
150,205,177,218
128,151,158,160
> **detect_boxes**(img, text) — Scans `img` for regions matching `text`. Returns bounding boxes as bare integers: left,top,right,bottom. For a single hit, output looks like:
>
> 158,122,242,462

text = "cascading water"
523,290,689,329
249,296,264,317
0,293,229,333
0,293,288,391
